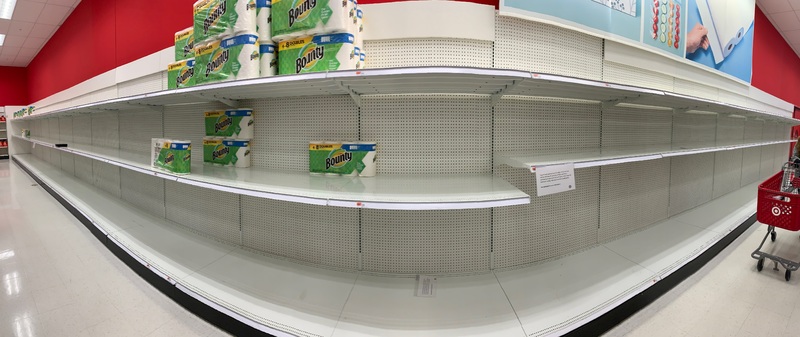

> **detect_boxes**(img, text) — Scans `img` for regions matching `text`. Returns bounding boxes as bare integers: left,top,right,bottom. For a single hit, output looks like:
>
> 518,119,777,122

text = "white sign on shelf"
415,275,437,297
534,163,576,197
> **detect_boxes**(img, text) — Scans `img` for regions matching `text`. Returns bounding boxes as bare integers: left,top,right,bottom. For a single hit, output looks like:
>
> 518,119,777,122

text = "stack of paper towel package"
203,109,254,168
167,0,365,88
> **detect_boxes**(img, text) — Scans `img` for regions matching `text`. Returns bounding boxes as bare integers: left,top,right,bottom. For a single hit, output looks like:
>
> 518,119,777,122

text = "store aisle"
0,161,230,337
606,216,800,336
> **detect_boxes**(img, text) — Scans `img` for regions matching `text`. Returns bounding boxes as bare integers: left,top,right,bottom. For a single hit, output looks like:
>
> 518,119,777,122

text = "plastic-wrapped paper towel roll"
175,27,195,61
196,34,260,84
278,33,355,74
357,50,365,69
271,0,350,41
203,138,252,168
357,141,376,177
259,43,277,77
194,0,257,43
152,139,192,174
205,109,254,138
308,141,376,176
167,58,196,89
256,0,272,41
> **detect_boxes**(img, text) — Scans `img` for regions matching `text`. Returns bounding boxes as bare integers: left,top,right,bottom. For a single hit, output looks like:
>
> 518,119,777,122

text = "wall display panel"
599,159,670,243
364,39,494,69
494,16,603,80
59,117,74,144
602,61,675,91
60,152,76,177
117,73,165,98
91,112,120,149
361,209,491,274
361,95,491,175
773,143,789,173
247,97,358,172
494,97,601,157
672,111,716,146
47,119,61,143
74,155,94,184
712,149,743,199
165,181,241,245
673,78,720,102
119,109,164,155
740,146,761,187
601,106,673,148
121,169,166,218
668,153,714,216
761,144,777,180
743,119,763,143
493,166,600,269
72,116,93,146
716,115,745,143
92,160,121,198
241,197,360,271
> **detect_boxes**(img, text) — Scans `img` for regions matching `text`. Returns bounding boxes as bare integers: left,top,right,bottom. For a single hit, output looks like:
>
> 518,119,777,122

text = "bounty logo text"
296,45,324,73
206,49,230,77
204,1,227,34
215,115,233,133
326,149,352,169
288,0,317,27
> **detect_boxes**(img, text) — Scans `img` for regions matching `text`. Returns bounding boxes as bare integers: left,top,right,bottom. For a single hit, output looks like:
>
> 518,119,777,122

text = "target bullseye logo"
773,206,782,216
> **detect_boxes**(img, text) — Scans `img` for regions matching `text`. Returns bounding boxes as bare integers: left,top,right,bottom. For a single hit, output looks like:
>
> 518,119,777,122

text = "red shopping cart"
753,162,800,281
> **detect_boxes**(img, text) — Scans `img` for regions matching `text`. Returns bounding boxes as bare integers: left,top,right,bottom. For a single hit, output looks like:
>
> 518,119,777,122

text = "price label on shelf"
415,275,437,297
535,163,576,197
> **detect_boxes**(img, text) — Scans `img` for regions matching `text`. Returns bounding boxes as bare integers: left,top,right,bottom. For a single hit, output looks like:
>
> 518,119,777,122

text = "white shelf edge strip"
519,140,793,171
174,283,295,337
9,67,798,124
13,135,528,210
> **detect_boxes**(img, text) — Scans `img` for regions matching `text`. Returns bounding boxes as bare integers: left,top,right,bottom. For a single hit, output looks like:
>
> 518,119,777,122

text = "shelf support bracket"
601,95,643,109
190,93,240,108
337,81,362,107
126,102,164,113
491,80,523,107
673,107,688,114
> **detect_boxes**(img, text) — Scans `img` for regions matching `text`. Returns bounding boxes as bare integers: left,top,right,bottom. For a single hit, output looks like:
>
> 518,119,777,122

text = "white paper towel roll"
256,0,272,41
259,43,277,77
232,0,257,35
357,141,376,177
220,34,260,81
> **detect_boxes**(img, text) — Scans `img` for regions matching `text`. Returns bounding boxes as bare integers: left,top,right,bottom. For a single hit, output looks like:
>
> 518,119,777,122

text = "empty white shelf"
10,67,799,125
14,136,529,210
13,153,762,337
500,140,793,171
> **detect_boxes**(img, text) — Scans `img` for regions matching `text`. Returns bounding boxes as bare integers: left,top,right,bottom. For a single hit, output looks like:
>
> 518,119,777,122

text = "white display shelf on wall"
13,135,529,210
500,139,795,171
10,67,800,125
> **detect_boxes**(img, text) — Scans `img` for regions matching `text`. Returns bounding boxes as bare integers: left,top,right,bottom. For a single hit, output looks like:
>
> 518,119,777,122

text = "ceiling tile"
12,1,45,22
16,47,38,57
790,0,800,10
28,23,56,38
21,36,45,49
770,11,800,30
760,0,795,13
0,20,9,34
47,0,79,7
2,35,25,47
7,21,34,36
11,59,29,67
38,4,70,25
784,29,800,44
1,46,20,54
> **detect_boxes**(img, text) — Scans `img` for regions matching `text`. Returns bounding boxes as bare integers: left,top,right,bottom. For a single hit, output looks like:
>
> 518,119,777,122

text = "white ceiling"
0,1,798,68
0,0,79,67
759,0,800,57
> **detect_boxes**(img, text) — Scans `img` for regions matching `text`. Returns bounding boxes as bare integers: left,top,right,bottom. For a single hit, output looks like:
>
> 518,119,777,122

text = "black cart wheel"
772,231,777,242
786,270,792,281
757,258,764,271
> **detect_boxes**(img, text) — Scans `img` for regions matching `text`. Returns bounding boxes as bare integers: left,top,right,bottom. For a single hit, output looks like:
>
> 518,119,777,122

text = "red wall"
752,7,800,107
0,66,28,106
26,0,196,102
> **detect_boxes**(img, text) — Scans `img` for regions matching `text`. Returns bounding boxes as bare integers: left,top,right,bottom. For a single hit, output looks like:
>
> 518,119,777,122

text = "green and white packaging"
193,0,257,43
168,59,196,89
204,138,251,168
175,27,195,61
309,141,376,176
278,33,355,75
271,0,349,41
256,0,272,41
195,34,260,85
205,109,254,138
152,139,192,175
260,43,277,77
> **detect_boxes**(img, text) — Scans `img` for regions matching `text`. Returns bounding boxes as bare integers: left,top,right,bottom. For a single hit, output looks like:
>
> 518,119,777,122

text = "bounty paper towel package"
168,59,196,89
152,139,192,174
194,0,257,43
256,0,272,41
271,0,350,41
309,141,376,176
260,43,277,77
278,33,355,74
175,27,195,61
204,138,252,168
195,34,260,84
205,109,254,138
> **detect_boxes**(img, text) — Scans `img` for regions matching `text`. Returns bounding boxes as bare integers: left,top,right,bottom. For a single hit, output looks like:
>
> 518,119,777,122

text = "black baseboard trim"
13,157,757,337
12,157,276,337
564,213,757,337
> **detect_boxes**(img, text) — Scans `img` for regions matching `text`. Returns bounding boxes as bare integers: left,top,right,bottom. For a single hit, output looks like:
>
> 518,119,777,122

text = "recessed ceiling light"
0,34,5,46
0,0,17,20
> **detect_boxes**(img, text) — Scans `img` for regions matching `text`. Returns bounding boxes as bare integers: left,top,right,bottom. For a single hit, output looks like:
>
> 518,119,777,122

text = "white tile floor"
0,161,230,337
4,154,800,337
